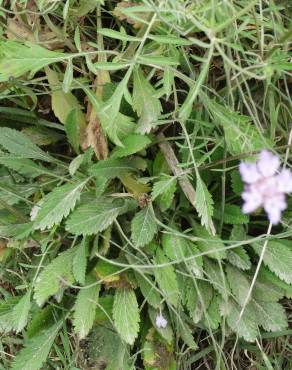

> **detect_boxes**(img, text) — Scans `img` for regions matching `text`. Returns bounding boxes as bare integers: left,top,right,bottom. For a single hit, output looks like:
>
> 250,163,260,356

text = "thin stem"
237,222,273,324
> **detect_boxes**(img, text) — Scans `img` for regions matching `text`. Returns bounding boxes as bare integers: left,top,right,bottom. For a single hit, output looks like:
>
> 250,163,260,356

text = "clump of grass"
0,1,292,369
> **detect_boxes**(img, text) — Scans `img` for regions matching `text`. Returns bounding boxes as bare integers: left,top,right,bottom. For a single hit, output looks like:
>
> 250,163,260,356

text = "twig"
157,133,196,208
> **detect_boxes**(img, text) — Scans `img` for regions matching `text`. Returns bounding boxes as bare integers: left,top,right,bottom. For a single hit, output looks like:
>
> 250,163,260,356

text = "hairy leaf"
131,206,157,247
153,248,179,307
66,198,128,235
0,127,52,162
133,67,162,133
34,247,76,306
113,288,140,345
252,240,292,284
33,180,87,230
73,278,100,339
111,134,151,158
194,176,215,235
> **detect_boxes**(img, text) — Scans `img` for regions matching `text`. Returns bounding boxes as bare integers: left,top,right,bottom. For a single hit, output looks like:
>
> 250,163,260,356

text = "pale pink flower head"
155,313,168,329
239,150,292,225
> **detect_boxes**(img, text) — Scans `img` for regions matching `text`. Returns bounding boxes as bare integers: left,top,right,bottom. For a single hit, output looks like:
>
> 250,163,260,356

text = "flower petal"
277,169,292,193
239,162,262,184
242,190,263,213
257,150,280,177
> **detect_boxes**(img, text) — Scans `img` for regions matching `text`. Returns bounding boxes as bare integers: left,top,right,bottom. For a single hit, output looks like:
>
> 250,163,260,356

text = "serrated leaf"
215,204,249,224
187,281,213,323
253,275,284,302
194,176,215,235
0,155,46,177
153,248,179,307
204,258,229,298
33,180,87,230
11,322,61,370
162,233,203,276
152,176,177,210
203,294,221,330
0,127,52,162
250,300,287,332
66,198,128,235
192,221,226,259
0,40,66,82
131,206,157,247
227,248,251,270
12,291,31,333
83,71,135,146
133,67,162,134
89,158,138,180
226,300,258,342
226,265,250,306
73,241,87,285
135,272,160,308
34,247,76,306
231,170,244,195
111,134,151,158
73,277,101,339
252,240,292,284
258,266,292,299
202,97,270,155
113,288,140,345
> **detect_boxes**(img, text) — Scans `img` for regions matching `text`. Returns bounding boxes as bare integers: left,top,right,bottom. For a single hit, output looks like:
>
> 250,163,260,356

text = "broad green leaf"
73,241,87,285
153,248,179,307
83,84,135,146
66,198,128,235
194,176,215,235
203,294,221,330
192,221,226,259
73,278,101,339
131,206,157,247
152,175,177,210
46,67,87,127
252,240,292,284
113,288,140,345
33,180,87,230
0,297,19,333
133,67,162,133
0,127,52,162
227,248,251,270
86,325,132,369
111,134,151,158
11,322,61,370
186,281,213,323
89,158,138,180
12,291,31,333
204,258,229,298
258,266,292,299
135,272,160,308
226,300,258,342
214,204,249,224
226,265,250,306
253,274,284,302
65,109,80,153
0,41,66,82
250,300,287,332
162,233,203,276
0,155,46,177
34,247,76,306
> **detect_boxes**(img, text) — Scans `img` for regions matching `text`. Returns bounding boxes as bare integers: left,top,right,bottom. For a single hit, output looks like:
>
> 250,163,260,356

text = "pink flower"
239,150,292,225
